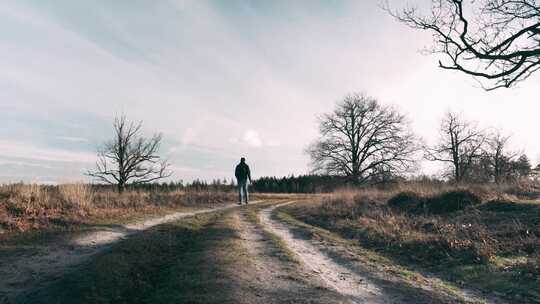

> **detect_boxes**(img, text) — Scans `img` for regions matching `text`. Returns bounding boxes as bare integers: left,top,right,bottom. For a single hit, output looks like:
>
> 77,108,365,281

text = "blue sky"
1,0,539,183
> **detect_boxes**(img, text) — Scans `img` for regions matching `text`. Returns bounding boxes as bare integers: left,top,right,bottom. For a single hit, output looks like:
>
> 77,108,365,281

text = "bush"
426,190,481,214
314,193,381,222
479,200,524,212
387,191,424,213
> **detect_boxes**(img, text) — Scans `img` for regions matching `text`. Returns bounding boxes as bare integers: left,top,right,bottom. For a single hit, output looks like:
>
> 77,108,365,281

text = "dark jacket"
235,162,251,182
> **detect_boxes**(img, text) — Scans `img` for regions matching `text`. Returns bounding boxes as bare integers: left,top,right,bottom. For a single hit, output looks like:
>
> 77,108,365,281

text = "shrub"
479,200,524,212
426,190,481,214
314,192,381,222
388,191,425,212
387,191,424,213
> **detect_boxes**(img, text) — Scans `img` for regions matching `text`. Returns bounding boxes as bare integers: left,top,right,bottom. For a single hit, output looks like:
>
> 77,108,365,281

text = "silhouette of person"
235,157,252,205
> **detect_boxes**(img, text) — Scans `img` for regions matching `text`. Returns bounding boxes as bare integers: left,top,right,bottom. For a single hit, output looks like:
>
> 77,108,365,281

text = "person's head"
240,157,246,163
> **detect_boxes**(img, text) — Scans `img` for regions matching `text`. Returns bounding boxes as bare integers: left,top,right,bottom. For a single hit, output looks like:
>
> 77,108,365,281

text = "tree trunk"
118,181,125,193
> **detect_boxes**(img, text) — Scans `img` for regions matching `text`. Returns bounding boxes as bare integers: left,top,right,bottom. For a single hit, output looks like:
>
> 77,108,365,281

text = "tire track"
259,203,505,304
229,208,347,303
0,201,266,302
259,203,390,304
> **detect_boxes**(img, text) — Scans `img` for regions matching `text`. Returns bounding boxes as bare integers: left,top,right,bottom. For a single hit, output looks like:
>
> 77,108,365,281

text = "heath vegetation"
280,181,540,303
0,183,236,235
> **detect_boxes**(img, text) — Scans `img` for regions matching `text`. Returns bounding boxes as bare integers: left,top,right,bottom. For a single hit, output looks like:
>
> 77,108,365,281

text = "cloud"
56,136,89,142
242,130,263,147
0,159,54,169
0,140,95,163
0,1,538,184
229,130,281,148
180,127,198,145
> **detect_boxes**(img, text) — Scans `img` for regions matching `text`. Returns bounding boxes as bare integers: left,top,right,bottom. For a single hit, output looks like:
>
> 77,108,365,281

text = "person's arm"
247,166,252,183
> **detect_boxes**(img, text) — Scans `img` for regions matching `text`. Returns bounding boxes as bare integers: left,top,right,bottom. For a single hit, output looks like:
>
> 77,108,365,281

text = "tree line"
90,178,236,193
307,93,539,186
86,96,539,193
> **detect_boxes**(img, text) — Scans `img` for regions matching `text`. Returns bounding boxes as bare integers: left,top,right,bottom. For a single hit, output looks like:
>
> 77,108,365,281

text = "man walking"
235,157,252,205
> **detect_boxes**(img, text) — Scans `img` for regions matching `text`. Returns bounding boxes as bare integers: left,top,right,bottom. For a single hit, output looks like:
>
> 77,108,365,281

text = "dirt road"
260,202,506,304
2,200,507,304
260,203,391,303
0,201,264,302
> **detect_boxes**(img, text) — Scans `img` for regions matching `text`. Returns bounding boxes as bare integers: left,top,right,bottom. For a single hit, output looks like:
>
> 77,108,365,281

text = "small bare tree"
387,0,540,90
307,93,418,185
425,111,486,182
485,131,519,184
87,115,172,192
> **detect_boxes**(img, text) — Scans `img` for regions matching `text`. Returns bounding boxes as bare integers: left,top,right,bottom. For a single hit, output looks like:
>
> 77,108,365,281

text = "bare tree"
425,112,486,182
87,115,172,192
307,94,418,184
485,131,519,183
387,0,540,90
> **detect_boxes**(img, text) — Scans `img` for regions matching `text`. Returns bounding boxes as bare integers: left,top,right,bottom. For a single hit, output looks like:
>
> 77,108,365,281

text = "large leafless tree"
87,115,172,192
388,0,540,90
425,112,486,182
307,94,418,184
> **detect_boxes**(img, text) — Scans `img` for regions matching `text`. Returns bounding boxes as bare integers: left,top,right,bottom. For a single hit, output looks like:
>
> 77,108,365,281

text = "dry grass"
22,210,242,304
282,182,540,303
0,184,236,235
59,183,93,213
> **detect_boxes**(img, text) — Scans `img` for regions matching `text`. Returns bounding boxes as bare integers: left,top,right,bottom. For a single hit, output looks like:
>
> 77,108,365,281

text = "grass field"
2,181,539,303
0,183,237,236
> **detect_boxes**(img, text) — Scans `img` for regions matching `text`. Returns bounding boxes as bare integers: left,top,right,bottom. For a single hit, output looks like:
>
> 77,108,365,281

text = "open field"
0,184,241,236
4,199,348,304
1,183,538,303
279,185,540,304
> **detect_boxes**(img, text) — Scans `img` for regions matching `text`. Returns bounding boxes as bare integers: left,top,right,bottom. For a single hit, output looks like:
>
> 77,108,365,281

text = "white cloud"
0,159,54,169
228,130,281,148
0,1,539,183
56,136,89,142
0,140,95,163
180,127,198,145
242,130,263,147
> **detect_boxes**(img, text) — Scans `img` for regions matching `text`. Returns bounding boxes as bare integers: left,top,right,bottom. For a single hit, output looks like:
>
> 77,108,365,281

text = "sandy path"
259,203,391,304
0,201,264,302
229,209,346,303
259,203,506,304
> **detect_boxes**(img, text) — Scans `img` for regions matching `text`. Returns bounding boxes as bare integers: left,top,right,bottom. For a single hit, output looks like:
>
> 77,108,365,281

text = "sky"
0,0,539,184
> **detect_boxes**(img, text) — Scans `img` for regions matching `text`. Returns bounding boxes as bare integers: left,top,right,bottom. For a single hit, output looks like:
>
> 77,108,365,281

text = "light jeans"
238,180,249,203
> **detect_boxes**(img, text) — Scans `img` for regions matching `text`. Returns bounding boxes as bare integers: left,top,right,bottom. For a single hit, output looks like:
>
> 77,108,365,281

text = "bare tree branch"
386,0,540,90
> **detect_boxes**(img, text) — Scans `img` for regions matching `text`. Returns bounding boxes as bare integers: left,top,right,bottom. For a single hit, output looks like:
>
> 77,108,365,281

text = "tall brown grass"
59,183,93,213
0,184,237,234
332,179,540,202
289,182,540,261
